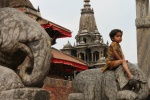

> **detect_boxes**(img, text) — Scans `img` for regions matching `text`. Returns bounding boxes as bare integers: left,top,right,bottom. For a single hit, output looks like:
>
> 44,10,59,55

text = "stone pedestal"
43,77,72,100
0,66,50,100
0,88,50,100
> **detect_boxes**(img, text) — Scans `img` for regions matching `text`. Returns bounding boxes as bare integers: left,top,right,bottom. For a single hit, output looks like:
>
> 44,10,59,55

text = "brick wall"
43,77,72,100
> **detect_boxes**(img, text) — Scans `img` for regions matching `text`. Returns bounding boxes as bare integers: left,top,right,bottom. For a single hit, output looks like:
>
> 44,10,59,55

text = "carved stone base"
68,93,83,100
0,66,50,100
0,88,50,100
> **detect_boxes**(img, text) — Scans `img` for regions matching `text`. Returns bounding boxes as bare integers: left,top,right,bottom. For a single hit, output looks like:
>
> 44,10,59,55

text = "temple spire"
84,0,90,2
84,0,91,9
79,0,97,33
37,6,40,12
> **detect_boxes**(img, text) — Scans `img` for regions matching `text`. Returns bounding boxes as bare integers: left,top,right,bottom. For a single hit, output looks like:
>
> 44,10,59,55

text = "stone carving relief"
0,8,51,99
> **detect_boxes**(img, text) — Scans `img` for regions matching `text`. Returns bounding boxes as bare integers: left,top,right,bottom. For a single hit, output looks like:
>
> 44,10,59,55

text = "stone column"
87,54,89,62
99,51,101,59
136,0,149,18
84,52,86,61
77,53,79,58
149,1,150,16
136,0,150,89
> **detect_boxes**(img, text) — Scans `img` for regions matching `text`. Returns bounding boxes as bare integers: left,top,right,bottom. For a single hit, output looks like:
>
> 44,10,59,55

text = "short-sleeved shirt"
101,42,123,72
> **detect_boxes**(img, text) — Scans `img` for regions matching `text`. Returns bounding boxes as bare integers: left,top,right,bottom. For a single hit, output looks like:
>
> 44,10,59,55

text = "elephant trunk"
19,37,51,87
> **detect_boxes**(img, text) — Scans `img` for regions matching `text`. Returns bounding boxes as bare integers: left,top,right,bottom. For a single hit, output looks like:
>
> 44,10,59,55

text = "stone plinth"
0,88,50,100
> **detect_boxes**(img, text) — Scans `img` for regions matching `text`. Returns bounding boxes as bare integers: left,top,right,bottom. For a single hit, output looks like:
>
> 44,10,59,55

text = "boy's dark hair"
109,29,123,41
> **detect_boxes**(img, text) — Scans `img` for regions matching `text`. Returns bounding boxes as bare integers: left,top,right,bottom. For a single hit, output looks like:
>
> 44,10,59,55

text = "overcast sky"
30,0,137,63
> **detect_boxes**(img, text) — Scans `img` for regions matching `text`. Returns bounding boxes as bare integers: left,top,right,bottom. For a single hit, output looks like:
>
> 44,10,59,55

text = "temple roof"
51,48,88,70
41,18,72,40
0,0,35,10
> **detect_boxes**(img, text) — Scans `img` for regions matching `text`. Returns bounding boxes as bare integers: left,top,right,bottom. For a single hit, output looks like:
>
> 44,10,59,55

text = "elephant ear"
115,62,147,89
128,63,147,83
115,66,128,89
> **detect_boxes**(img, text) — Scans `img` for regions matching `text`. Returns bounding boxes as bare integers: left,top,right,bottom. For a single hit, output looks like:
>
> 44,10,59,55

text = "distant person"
101,29,137,84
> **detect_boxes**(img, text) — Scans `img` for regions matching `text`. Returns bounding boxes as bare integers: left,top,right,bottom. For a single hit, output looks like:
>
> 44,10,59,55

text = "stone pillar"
99,51,101,59
149,1,150,16
87,54,89,62
77,53,79,58
84,52,86,61
136,0,150,89
136,0,149,18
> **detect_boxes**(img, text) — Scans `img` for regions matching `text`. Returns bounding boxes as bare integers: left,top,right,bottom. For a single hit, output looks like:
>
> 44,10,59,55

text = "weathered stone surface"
68,93,83,100
101,71,118,100
0,7,51,99
0,88,50,100
0,66,24,91
117,90,137,100
69,63,149,100
136,0,150,90
136,18,150,28
43,77,72,100
136,0,149,18
0,65,50,100
0,7,51,87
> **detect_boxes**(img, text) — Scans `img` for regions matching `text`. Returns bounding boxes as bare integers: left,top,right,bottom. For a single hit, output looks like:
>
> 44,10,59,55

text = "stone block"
68,93,83,100
0,88,50,100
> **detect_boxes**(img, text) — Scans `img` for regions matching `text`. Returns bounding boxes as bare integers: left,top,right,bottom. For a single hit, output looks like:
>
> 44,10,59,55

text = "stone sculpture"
69,63,149,100
0,8,51,99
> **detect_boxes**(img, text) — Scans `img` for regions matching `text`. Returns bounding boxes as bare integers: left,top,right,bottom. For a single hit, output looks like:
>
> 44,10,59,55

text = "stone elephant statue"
0,7,51,87
0,66,50,100
69,62,149,100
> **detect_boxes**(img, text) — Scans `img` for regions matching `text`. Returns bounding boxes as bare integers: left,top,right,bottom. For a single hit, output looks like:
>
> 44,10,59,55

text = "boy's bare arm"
113,49,122,60
120,48,125,59
114,50,128,62
122,52,128,62
122,53,125,59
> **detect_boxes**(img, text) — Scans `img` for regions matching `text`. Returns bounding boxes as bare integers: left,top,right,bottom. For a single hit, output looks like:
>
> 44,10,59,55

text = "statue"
0,8,51,99
68,63,149,100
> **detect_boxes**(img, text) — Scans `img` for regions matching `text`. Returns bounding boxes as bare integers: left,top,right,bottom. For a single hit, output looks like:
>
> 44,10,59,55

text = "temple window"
83,38,87,43
85,48,91,62
93,51,99,62
71,50,77,57
79,53,84,61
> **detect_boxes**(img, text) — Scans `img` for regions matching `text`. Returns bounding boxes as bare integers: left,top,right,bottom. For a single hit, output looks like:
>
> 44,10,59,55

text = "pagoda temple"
61,0,108,68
